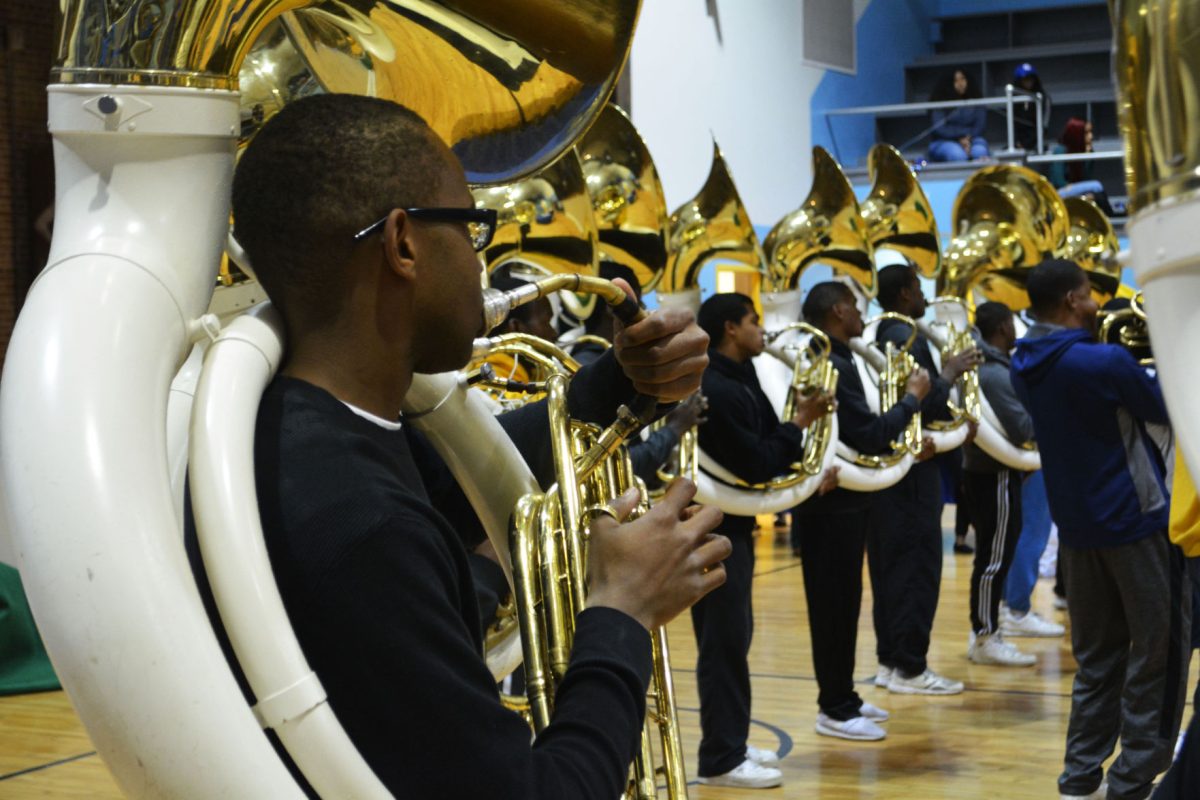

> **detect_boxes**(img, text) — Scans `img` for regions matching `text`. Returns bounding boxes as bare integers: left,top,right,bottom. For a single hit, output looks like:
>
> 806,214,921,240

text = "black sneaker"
953,541,974,555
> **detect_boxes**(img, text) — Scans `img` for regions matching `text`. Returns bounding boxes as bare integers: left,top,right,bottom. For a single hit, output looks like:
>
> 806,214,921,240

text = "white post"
1035,91,1045,154
1006,83,1016,153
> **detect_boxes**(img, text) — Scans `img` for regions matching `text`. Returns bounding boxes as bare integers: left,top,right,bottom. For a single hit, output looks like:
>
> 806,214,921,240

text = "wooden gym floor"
1,509,1195,798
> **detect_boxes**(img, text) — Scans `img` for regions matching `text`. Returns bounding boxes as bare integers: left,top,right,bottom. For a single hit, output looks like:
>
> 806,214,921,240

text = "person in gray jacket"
962,302,1039,667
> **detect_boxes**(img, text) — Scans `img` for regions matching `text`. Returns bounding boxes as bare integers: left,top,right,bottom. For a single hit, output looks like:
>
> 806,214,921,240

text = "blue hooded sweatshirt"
1011,323,1171,549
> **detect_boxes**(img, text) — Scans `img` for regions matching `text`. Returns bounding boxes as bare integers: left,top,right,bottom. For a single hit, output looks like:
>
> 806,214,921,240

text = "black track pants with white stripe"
965,469,1024,635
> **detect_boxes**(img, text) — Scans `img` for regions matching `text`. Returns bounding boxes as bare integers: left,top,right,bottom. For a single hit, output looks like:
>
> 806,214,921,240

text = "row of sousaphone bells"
467,106,1124,328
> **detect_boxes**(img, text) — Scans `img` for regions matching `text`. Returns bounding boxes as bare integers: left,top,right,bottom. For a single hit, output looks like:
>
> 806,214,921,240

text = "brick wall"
0,4,55,370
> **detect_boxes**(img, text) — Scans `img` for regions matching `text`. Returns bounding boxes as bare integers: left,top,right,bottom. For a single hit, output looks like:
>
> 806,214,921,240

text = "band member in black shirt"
796,281,928,740
872,264,980,695
190,94,730,800
692,292,833,788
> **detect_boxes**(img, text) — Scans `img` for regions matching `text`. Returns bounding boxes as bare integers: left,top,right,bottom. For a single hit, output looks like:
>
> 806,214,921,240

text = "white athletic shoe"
815,712,887,741
968,632,1037,666
888,668,964,695
1002,607,1065,638
1059,780,1107,799
859,701,890,722
746,744,779,765
698,758,784,789
873,664,894,688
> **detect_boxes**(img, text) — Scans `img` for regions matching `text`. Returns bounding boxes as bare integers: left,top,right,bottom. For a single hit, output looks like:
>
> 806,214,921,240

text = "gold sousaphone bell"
660,142,769,305
763,146,875,295
577,104,671,295
940,165,1068,309
939,165,1120,308
861,143,942,278
227,1,642,184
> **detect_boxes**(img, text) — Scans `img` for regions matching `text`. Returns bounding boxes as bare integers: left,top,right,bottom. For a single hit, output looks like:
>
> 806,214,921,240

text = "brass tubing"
480,273,640,336
538,489,573,690
652,626,688,798
510,494,553,732
546,375,588,622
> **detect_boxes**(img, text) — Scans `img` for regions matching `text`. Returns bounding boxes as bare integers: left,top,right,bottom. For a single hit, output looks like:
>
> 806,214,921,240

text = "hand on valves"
586,480,730,631
941,347,982,383
791,387,836,429
906,367,933,402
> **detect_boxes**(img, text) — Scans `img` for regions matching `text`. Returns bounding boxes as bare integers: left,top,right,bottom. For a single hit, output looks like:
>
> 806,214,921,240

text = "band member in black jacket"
795,282,928,741
872,264,981,695
693,292,833,789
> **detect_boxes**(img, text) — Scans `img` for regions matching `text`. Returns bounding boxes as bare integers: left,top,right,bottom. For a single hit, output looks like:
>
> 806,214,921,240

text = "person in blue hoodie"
1011,259,1191,800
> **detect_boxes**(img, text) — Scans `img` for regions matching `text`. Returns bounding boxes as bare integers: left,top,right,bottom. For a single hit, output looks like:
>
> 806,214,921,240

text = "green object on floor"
0,561,60,695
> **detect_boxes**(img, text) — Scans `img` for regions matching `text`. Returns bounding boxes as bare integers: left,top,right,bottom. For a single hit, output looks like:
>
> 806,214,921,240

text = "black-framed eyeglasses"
352,207,498,251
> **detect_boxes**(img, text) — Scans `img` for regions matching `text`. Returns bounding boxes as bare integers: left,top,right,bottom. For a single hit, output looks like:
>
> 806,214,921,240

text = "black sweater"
798,337,920,515
186,355,653,799
698,350,806,536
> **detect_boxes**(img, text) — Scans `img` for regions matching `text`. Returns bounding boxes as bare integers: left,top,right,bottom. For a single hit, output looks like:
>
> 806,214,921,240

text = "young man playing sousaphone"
691,292,835,788
871,264,980,696
796,281,929,741
185,94,731,799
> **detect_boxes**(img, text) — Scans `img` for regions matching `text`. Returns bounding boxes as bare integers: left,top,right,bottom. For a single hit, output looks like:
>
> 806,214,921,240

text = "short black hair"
877,264,917,311
974,301,1013,340
698,292,755,348
1026,258,1088,319
232,94,450,327
802,281,855,325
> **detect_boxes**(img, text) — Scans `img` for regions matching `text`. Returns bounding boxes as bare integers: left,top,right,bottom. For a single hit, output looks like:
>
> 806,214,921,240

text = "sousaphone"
761,146,921,492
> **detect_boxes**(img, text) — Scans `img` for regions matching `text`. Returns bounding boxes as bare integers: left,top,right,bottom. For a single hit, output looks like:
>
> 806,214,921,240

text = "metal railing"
822,85,1043,163
1025,150,1124,165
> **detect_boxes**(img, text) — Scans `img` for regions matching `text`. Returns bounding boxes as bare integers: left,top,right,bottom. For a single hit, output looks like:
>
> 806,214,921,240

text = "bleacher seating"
869,1,1124,205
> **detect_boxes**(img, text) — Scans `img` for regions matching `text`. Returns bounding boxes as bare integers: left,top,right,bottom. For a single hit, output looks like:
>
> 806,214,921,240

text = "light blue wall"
810,0,936,168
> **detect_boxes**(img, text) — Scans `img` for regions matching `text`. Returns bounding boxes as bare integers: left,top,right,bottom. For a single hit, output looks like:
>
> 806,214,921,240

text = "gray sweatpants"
1058,532,1192,800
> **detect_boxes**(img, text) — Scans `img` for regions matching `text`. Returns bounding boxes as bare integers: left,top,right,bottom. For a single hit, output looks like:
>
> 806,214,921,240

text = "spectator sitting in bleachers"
928,69,989,163
1047,117,1114,216
1012,62,1051,152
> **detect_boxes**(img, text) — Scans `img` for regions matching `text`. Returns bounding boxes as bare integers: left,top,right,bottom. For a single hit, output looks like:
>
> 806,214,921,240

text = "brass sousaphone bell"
1062,195,1122,300
861,143,942,279
939,165,1069,309
577,104,671,295
660,142,769,312
763,146,876,297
